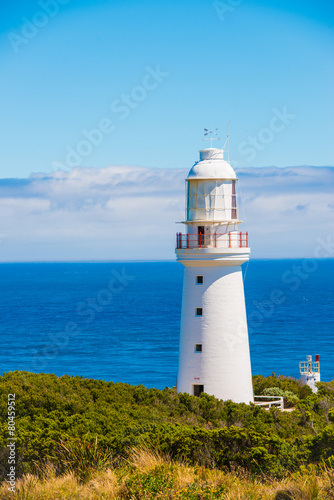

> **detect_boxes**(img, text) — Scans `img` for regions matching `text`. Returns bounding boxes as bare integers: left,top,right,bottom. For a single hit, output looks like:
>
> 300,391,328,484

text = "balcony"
299,361,320,374
176,231,249,250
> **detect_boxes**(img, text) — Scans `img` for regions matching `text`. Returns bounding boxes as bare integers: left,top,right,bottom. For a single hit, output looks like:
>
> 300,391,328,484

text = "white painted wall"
301,372,320,393
177,263,254,403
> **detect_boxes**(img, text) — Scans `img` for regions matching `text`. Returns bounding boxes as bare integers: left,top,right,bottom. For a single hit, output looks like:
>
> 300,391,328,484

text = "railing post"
240,231,242,248
214,231,217,248
246,231,248,247
187,233,189,249
228,231,231,248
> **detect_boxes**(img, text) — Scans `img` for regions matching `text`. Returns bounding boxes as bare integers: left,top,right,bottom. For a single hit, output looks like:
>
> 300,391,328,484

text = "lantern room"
186,148,239,224
179,147,244,248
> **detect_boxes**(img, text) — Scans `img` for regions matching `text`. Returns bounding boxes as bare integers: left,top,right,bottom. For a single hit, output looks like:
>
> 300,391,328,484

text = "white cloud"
0,165,333,261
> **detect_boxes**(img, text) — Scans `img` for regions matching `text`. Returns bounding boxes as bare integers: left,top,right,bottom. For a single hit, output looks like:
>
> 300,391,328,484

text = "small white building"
176,147,254,404
299,355,320,393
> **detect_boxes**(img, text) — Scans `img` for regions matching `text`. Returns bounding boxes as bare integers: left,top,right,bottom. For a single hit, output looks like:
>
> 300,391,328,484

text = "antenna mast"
227,121,230,162
223,121,230,161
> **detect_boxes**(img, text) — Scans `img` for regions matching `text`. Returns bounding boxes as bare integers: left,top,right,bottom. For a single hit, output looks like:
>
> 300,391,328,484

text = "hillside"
1,371,334,498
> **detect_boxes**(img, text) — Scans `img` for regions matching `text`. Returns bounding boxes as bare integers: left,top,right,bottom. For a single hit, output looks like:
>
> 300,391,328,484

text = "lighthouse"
176,145,253,404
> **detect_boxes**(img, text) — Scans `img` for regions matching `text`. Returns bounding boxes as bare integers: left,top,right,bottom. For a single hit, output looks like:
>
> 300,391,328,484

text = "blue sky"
0,0,333,261
0,0,333,177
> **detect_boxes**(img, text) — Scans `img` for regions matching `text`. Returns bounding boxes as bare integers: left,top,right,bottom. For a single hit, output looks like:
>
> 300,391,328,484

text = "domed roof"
187,148,237,180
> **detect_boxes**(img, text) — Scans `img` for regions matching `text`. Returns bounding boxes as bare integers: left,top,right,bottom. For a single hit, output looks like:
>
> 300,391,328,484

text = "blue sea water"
0,260,333,388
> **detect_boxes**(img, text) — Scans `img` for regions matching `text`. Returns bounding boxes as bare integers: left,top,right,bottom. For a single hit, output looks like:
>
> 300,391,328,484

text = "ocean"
0,260,333,388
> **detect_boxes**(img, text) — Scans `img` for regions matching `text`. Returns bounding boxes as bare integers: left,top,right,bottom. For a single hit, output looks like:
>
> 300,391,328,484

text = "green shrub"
328,408,334,422
262,387,299,408
0,371,333,482
124,469,175,499
173,482,227,499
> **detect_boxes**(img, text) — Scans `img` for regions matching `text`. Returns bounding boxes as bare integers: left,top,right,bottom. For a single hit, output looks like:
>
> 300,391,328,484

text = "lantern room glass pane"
198,181,205,196
205,181,216,195
231,180,237,219
187,179,237,221
189,183,197,196
197,195,205,209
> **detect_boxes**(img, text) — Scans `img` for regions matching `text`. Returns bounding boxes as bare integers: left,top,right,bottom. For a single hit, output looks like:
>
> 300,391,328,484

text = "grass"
1,449,334,499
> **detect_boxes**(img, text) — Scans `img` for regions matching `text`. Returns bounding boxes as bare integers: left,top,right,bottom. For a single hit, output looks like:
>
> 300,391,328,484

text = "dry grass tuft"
0,468,120,500
127,447,169,473
87,468,120,498
173,463,196,489
1,472,82,500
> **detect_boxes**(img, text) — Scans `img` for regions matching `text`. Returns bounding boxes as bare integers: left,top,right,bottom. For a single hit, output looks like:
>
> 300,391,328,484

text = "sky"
0,0,333,260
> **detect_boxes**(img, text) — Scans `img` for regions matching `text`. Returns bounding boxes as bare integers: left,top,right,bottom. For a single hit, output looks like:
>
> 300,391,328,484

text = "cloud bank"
0,165,333,261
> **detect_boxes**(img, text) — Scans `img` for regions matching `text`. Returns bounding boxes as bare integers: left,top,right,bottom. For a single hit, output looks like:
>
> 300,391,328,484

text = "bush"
328,408,334,422
0,371,333,482
253,374,312,400
262,387,299,408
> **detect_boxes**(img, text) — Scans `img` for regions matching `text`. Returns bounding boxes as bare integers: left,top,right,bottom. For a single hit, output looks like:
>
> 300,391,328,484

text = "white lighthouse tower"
176,145,253,404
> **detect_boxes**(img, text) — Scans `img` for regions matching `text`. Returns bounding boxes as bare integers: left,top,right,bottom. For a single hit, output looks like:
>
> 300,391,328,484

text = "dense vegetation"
1,371,334,497
1,451,334,499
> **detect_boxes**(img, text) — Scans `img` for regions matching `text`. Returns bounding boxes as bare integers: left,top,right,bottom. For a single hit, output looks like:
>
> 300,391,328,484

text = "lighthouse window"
196,276,203,284
193,385,204,397
195,344,202,352
196,308,203,316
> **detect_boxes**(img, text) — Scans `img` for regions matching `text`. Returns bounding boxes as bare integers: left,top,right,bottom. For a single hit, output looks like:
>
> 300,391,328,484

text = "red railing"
176,231,249,250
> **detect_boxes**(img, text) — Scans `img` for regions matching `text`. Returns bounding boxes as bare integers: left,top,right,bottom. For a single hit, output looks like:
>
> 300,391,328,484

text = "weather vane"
203,128,220,148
